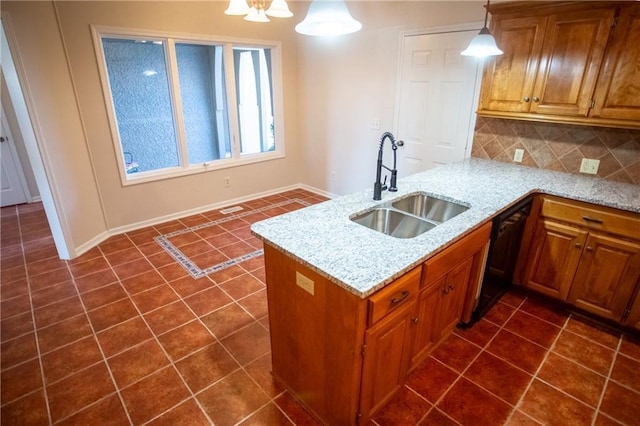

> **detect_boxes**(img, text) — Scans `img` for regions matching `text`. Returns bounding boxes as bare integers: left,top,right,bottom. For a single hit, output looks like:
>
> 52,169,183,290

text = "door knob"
586,246,593,252
412,317,419,324
523,96,530,102
533,96,540,102
0,136,6,143
575,243,582,248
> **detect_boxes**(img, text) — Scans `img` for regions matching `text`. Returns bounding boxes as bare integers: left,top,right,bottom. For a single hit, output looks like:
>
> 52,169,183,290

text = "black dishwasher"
473,196,533,320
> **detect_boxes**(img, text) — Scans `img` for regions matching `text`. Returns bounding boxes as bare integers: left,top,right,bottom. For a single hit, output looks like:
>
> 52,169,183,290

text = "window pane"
233,47,275,155
176,43,231,163
102,38,179,173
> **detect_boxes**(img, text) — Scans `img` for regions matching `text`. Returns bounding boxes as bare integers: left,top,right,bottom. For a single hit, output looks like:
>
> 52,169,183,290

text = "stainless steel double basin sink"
350,193,469,239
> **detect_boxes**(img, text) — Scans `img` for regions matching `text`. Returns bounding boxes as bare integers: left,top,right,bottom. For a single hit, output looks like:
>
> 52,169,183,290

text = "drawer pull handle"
582,216,603,224
391,290,409,305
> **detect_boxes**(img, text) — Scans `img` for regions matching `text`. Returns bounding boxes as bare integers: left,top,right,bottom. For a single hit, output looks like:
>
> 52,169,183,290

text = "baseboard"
72,230,111,258
30,195,42,203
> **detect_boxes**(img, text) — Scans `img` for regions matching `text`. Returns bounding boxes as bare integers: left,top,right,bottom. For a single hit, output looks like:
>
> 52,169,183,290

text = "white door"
0,109,29,206
396,31,481,176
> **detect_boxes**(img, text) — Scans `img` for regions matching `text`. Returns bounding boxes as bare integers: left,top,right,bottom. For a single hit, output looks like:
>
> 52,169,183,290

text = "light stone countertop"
251,158,640,298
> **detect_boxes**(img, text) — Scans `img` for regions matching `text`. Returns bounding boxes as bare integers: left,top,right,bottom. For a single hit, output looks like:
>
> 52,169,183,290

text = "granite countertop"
251,158,640,298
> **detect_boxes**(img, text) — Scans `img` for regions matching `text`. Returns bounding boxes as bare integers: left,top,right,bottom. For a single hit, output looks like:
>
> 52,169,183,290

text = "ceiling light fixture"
461,0,503,57
295,0,362,37
224,0,293,23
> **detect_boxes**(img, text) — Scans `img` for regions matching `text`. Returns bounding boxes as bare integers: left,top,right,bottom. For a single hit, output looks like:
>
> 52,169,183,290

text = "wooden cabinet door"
436,256,474,341
359,300,415,421
591,5,640,122
478,15,547,113
529,8,614,117
409,275,443,369
568,233,640,322
623,290,640,332
523,218,587,300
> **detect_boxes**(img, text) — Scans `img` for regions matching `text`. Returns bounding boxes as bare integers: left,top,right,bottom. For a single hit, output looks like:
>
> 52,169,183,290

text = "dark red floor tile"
504,310,561,348
274,392,321,426
25,256,67,277
179,240,214,258
154,220,186,234
87,298,139,332
219,273,264,300
245,352,285,398
464,351,532,405
1,265,26,285
126,228,160,246
536,353,605,407
120,269,165,295
168,275,214,298
157,263,189,282
120,367,191,425
108,339,170,389
96,317,154,358
157,320,215,362
23,245,58,264
208,264,246,284
66,246,102,265
484,301,517,326
144,300,196,336
104,246,143,266
0,294,31,319
519,298,568,326
406,357,458,403
112,258,154,280
552,330,615,375
437,377,512,426
372,386,431,426
418,408,459,425
196,369,270,426
74,269,118,294
99,236,135,255
619,334,640,361
237,289,268,319
599,381,640,426
193,224,226,240
504,410,543,425
218,218,250,232
1,311,34,342
454,319,500,348
46,362,115,422
41,336,103,385
1,332,38,369
68,256,110,279
33,295,84,328
201,303,256,339
565,318,620,349
0,358,43,403
184,286,233,317
137,241,165,257
31,280,77,309
1,279,28,300
1,389,50,426
207,231,241,249
610,353,640,393
168,232,201,248
29,268,72,292
56,393,129,426
37,314,93,354
175,343,239,393
519,379,594,426
218,241,255,259
221,321,271,366
486,330,547,374
239,403,293,426
146,398,211,426
190,249,229,269
131,283,179,314
592,413,624,426
180,214,210,228
431,334,482,373
80,283,128,311
146,251,176,269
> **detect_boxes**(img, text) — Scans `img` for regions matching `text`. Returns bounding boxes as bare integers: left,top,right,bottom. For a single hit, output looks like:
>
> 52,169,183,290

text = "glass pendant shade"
225,0,251,15
266,0,293,18
295,0,362,36
244,6,270,22
461,27,503,57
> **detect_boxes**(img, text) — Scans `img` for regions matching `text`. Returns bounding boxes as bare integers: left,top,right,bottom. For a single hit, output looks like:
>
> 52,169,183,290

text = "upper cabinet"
477,1,640,129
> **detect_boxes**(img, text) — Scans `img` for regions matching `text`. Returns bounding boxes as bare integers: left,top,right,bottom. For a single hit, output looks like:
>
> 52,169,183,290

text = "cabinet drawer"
541,196,640,240
368,267,421,326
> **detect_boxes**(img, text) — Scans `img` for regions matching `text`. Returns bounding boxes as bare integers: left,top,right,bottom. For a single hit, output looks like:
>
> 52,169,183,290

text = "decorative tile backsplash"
471,117,640,185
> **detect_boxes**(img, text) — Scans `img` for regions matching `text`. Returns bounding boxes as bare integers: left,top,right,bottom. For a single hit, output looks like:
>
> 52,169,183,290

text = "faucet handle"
381,175,388,191
396,140,404,147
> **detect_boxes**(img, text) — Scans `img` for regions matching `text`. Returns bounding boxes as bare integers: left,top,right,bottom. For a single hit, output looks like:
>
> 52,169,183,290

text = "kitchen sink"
351,208,436,239
392,193,469,224
351,193,469,238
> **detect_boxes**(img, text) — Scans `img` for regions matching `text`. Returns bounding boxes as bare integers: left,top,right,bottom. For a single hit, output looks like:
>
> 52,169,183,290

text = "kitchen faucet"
373,131,404,201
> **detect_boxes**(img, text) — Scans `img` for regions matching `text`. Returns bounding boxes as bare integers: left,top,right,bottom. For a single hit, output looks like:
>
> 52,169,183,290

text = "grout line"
591,333,623,426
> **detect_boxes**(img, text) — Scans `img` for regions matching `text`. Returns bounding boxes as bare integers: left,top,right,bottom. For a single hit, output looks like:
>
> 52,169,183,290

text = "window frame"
91,26,286,186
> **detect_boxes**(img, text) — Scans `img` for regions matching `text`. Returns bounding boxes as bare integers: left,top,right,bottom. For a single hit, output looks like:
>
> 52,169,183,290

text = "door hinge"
622,308,631,322
361,344,367,357
589,99,595,109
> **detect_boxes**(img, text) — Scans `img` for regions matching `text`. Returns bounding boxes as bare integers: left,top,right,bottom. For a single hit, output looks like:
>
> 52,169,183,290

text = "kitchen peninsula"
251,158,640,425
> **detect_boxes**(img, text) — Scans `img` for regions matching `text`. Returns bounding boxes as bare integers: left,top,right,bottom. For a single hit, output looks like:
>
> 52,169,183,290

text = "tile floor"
1,189,639,425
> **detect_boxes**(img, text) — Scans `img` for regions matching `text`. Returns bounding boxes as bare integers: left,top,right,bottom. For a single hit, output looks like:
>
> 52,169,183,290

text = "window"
93,28,284,184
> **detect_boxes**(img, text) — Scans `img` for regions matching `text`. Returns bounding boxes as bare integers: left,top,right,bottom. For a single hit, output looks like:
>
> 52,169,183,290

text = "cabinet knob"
523,96,530,102
412,317,419,324
575,243,582,248
586,246,593,252
532,96,540,103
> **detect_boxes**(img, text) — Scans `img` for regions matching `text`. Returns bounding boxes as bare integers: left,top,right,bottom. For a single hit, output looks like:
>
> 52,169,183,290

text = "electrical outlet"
513,149,524,163
330,171,336,181
579,158,600,175
224,176,231,187
369,119,380,130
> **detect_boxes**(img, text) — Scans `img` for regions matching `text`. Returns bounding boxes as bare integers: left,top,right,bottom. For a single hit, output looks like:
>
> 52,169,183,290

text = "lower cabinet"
520,195,640,325
624,291,640,332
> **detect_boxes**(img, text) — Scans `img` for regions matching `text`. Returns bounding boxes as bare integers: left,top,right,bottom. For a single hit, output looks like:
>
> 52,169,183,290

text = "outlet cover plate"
580,158,600,175
514,149,524,163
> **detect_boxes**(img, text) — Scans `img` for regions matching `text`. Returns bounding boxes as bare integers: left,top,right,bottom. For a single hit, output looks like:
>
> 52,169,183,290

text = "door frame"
393,22,485,161
1,103,32,205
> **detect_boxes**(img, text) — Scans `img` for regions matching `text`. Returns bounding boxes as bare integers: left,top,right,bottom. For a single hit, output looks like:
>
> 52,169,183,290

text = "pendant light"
266,0,293,18
295,0,362,37
461,0,503,57
224,0,292,22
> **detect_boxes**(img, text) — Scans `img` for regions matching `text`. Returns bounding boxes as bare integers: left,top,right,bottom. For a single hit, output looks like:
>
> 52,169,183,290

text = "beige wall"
1,0,487,256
